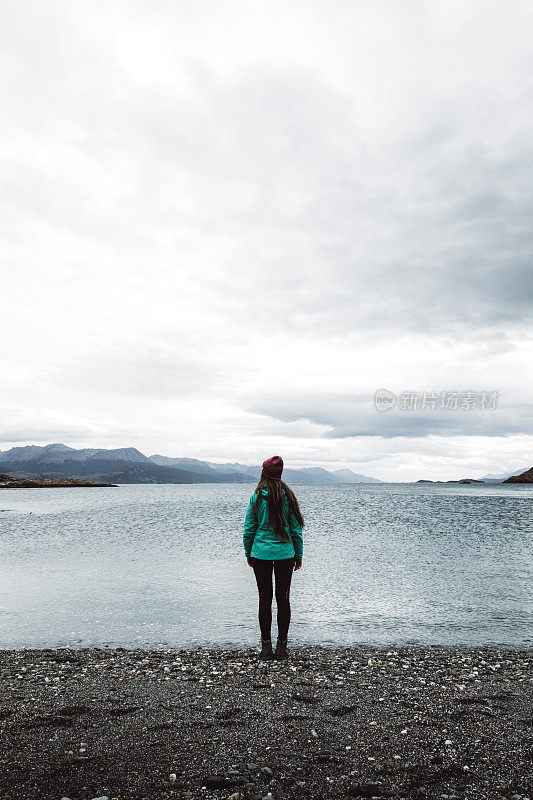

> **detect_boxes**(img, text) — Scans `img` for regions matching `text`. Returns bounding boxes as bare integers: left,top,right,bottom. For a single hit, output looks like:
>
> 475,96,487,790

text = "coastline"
0,474,117,488
0,644,531,800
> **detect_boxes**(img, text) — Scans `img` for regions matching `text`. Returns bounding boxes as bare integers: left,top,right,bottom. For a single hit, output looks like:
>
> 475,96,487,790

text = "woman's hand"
294,560,302,570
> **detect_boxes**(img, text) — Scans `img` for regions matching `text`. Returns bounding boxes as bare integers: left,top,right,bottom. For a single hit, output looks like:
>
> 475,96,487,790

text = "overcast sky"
1,0,532,480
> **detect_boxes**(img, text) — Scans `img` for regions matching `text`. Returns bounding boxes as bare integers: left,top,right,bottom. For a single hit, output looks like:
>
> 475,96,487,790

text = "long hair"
253,473,305,541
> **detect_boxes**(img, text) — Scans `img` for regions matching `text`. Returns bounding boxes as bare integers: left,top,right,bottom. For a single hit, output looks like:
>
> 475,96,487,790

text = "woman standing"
243,455,304,661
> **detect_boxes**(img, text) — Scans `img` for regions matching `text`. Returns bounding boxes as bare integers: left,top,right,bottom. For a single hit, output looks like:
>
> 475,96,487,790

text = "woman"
243,455,304,661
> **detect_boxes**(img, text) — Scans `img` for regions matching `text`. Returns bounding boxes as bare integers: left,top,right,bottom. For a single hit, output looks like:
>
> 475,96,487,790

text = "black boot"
259,638,274,660
274,637,288,660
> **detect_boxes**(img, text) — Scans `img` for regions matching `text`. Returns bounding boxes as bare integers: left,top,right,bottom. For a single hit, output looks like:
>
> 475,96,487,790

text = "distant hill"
293,467,340,484
206,461,381,484
0,445,239,484
150,455,216,474
477,467,530,483
417,466,532,484
149,455,252,482
0,443,149,465
207,462,260,478
0,443,382,485
331,468,381,484
503,467,533,484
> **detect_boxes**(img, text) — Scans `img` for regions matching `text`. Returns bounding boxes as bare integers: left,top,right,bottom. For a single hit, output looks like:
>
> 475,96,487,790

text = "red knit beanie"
261,455,283,481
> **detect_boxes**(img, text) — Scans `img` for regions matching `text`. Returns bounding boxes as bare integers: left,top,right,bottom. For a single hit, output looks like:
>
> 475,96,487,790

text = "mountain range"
0,443,381,485
0,443,528,485
477,467,530,482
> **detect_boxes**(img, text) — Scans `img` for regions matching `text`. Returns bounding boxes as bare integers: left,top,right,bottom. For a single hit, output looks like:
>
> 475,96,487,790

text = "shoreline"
0,644,531,800
0,473,117,488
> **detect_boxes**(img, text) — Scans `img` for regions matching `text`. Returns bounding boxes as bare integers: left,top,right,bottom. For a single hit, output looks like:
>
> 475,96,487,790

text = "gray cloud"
58,341,219,399
1,0,533,478
248,395,533,439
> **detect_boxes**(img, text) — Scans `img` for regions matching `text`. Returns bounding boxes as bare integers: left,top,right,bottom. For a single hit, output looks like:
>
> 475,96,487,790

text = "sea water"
0,482,531,648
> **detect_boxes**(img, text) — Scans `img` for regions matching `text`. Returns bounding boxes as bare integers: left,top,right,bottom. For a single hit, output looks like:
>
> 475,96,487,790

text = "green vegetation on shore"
0,474,117,488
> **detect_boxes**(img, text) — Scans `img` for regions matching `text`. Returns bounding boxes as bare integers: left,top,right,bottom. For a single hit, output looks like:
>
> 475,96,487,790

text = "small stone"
204,777,247,789
311,728,318,737
348,782,385,797
261,766,273,777
169,773,177,783
444,739,453,746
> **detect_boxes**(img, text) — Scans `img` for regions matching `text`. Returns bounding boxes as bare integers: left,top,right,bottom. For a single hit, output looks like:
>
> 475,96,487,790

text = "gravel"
0,644,531,800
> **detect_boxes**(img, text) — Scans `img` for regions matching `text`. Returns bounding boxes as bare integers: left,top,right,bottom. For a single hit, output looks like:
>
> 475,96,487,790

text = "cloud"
1,0,532,478
248,394,533,439
0,407,131,447
57,339,219,399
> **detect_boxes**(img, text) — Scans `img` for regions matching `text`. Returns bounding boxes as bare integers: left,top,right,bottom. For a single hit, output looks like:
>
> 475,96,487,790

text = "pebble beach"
0,644,531,800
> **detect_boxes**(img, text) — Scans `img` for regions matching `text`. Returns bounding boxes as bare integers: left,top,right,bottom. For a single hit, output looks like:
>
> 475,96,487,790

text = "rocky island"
503,467,533,484
416,479,483,484
0,474,117,488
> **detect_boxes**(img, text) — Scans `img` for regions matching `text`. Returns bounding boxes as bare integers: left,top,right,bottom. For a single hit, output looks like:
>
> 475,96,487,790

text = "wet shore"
0,644,531,800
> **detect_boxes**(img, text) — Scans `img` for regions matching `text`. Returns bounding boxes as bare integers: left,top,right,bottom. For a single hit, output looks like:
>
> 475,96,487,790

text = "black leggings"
250,556,296,641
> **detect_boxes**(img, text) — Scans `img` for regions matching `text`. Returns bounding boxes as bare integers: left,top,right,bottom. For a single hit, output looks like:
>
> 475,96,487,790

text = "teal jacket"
243,487,303,561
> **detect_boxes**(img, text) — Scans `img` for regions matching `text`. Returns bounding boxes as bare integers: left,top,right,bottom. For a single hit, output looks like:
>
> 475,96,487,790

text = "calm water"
0,483,531,649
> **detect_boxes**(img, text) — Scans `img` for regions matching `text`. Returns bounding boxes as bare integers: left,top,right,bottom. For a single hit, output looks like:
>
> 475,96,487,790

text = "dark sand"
0,644,531,800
